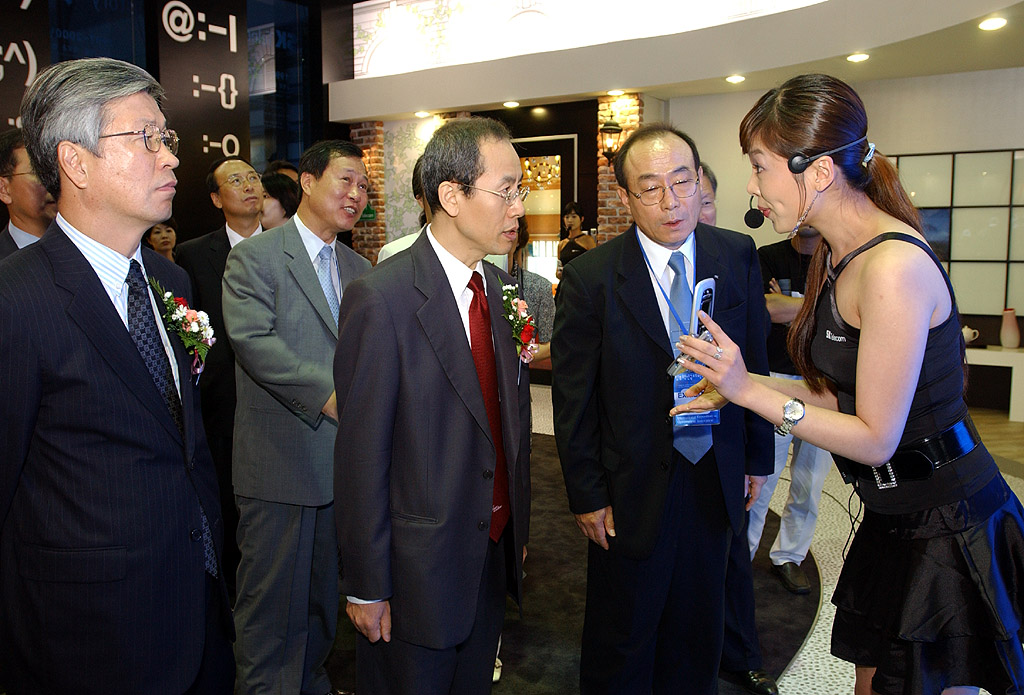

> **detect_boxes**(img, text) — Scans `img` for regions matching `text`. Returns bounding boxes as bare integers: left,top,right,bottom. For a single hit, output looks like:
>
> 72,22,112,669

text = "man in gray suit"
223,139,371,694
0,128,56,261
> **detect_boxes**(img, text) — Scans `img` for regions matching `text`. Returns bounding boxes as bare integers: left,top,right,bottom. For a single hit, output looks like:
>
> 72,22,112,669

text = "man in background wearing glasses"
552,124,773,694
0,127,56,260
176,155,266,601
223,139,371,694
0,58,234,692
335,117,532,695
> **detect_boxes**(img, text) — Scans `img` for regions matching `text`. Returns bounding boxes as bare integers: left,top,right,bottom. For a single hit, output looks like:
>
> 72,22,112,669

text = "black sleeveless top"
809,232,994,513
559,236,590,266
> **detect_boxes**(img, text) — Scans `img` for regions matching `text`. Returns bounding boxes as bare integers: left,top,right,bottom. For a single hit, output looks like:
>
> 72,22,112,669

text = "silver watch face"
784,399,805,421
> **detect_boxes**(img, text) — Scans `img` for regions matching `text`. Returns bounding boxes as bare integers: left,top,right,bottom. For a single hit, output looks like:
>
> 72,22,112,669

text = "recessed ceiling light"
979,17,1007,30
847,53,869,63
414,111,430,118
726,75,745,84
503,101,520,108
607,89,624,96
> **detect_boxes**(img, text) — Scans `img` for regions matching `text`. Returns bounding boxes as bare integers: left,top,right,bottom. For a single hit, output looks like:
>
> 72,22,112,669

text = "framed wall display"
896,149,1024,315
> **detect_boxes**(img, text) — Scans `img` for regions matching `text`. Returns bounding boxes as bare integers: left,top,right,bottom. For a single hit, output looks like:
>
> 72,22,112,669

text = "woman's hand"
669,378,730,415
674,311,755,404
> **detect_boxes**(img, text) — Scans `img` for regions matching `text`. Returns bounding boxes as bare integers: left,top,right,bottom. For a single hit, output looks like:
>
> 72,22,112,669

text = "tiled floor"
531,385,1023,693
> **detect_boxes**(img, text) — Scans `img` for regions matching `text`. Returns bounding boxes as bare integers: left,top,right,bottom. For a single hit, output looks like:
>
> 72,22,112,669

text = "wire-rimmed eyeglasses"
99,124,179,156
458,183,530,207
220,172,262,189
626,175,700,206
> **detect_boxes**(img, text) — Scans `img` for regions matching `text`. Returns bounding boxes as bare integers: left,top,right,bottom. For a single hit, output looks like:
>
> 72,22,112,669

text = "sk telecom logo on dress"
826,329,847,343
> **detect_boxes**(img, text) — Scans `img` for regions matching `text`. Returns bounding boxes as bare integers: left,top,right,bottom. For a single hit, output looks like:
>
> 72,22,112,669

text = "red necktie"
468,271,511,543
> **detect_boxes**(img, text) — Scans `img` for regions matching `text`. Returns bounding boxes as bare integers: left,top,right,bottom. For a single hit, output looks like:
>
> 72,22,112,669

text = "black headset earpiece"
787,135,868,175
744,195,765,229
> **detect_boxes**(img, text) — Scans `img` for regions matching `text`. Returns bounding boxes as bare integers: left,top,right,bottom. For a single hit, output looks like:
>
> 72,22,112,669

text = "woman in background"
557,201,594,279
143,216,177,261
674,73,1024,695
260,172,300,231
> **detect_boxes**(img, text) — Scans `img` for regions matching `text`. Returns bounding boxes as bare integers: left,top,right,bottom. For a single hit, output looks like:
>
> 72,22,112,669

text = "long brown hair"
739,74,922,393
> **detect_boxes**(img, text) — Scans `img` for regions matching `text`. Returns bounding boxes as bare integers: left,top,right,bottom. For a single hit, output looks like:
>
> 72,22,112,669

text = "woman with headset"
673,74,1024,695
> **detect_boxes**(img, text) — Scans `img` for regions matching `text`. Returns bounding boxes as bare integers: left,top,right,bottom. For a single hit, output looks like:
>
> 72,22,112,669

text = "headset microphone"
744,195,765,228
787,135,868,174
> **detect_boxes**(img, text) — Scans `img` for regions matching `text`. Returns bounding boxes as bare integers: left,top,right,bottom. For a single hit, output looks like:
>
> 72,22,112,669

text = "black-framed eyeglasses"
220,172,262,189
458,182,529,207
626,175,700,206
99,124,179,156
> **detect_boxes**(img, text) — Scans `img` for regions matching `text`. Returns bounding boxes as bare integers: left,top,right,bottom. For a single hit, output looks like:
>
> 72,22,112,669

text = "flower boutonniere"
149,277,216,376
501,284,538,364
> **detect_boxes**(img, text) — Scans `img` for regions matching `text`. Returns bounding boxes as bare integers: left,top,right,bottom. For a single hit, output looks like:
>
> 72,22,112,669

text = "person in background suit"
552,124,773,694
177,155,264,598
335,116,532,695
223,139,371,695
0,127,56,261
0,57,233,694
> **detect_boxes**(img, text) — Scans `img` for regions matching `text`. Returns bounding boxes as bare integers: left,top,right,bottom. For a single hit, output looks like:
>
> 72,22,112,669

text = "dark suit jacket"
334,233,531,650
0,224,20,262
176,226,235,437
552,224,773,560
0,223,226,693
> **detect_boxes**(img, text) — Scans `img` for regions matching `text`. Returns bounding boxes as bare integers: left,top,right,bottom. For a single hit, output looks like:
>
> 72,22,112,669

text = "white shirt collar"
636,225,696,287
425,224,487,298
293,213,334,264
55,212,143,296
224,220,262,249
7,220,42,249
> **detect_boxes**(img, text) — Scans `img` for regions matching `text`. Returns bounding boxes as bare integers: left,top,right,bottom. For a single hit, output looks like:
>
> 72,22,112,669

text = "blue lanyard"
637,229,690,334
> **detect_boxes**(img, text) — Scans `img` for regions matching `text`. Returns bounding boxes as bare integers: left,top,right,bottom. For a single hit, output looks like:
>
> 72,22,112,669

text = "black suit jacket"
0,223,227,694
176,226,235,436
552,224,773,560
0,224,20,262
334,233,531,650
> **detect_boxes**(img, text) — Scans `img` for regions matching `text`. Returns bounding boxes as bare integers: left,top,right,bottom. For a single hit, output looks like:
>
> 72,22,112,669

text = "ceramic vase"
1001,308,1020,349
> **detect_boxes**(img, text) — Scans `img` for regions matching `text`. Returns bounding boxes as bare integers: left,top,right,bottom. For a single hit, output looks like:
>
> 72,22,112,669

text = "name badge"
673,369,721,427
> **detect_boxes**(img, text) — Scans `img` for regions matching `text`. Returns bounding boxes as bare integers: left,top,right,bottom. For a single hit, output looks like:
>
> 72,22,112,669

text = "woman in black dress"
557,201,595,274
673,74,1024,695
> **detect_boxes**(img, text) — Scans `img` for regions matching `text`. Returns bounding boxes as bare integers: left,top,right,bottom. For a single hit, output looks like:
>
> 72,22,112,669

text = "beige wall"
668,66,1024,247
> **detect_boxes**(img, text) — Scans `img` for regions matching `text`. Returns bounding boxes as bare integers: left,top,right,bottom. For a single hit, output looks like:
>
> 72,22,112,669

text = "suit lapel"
485,263,521,471
693,224,726,302
205,226,230,279
616,226,674,358
282,221,339,338
46,228,184,445
411,236,493,444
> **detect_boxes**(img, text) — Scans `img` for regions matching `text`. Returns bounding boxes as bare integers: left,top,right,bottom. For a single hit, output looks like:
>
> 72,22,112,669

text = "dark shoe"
773,561,811,595
737,669,779,695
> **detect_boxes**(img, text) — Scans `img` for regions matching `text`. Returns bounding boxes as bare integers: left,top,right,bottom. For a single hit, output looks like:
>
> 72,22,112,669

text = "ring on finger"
713,346,724,360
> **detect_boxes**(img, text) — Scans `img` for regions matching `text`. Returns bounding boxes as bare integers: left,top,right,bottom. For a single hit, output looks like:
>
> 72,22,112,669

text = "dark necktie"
667,252,713,464
126,261,218,576
467,272,511,543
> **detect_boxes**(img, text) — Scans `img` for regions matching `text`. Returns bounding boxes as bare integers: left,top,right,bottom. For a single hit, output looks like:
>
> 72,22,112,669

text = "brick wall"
596,94,643,244
349,121,385,263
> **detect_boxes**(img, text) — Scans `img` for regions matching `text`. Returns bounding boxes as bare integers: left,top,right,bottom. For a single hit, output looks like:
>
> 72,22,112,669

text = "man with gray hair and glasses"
0,58,234,693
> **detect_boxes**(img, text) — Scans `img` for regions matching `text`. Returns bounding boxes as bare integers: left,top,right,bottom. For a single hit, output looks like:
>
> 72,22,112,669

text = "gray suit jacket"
223,218,370,506
335,233,532,650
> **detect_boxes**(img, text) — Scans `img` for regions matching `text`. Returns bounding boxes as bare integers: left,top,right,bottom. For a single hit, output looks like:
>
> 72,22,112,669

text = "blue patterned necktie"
126,261,218,577
317,244,340,325
667,252,713,464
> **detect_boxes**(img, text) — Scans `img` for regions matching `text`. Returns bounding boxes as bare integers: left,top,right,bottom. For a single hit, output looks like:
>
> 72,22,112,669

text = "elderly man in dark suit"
552,124,773,694
335,117,532,695
223,139,371,694
0,127,56,260
0,58,233,694
176,155,264,596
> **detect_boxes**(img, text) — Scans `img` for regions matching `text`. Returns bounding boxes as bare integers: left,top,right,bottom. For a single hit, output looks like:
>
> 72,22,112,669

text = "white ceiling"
328,0,1024,123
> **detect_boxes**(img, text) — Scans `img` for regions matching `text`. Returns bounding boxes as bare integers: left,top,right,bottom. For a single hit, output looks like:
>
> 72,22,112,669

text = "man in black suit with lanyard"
553,124,773,694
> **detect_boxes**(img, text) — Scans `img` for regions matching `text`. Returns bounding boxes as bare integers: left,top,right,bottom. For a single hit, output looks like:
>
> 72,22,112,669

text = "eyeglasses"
3,171,38,180
99,124,179,156
220,172,262,189
458,183,529,207
626,175,700,206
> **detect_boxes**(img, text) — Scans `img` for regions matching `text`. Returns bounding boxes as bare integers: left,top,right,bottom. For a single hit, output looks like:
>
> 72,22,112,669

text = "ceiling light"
726,75,745,84
979,17,1007,30
846,53,869,63
607,89,624,96
414,111,430,118
503,101,520,108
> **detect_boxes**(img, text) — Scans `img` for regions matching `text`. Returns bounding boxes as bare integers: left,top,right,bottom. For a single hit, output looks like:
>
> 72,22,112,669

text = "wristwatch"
775,398,805,436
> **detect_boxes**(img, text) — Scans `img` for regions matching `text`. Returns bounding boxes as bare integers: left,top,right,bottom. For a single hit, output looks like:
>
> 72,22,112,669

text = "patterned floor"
530,384,1019,694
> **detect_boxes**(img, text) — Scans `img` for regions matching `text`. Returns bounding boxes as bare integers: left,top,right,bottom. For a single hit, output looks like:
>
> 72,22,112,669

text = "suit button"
661,460,670,471
190,529,202,541
188,457,196,471
478,521,488,531
483,469,494,479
